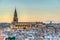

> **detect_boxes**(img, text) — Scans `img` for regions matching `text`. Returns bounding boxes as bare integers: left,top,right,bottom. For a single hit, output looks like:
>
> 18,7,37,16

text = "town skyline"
0,0,60,23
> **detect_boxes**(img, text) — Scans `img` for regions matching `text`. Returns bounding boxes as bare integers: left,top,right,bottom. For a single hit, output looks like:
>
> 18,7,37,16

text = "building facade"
11,9,44,29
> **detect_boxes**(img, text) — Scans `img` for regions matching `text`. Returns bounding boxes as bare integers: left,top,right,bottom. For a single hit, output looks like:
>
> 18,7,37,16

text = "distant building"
12,8,18,25
11,8,44,29
0,23,11,32
50,21,52,25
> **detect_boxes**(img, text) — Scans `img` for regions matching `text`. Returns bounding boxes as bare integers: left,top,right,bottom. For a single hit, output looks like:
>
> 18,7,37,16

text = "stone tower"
12,8,18,25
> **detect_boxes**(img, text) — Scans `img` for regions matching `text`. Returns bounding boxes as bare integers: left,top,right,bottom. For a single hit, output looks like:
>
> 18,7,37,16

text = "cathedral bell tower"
12,8,18,25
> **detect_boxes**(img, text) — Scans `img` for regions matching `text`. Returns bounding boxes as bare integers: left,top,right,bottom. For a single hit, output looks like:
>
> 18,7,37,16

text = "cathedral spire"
13,8,18,25
14,8,17,17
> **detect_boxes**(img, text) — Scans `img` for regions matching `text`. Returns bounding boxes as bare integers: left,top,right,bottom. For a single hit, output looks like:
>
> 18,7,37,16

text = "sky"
0,0,60,23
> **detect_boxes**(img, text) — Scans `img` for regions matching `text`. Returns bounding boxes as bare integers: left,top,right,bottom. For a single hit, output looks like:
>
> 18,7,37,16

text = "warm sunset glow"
0,0,60,23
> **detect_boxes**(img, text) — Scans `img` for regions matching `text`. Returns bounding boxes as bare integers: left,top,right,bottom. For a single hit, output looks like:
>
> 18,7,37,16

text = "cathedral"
11,8,44,29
